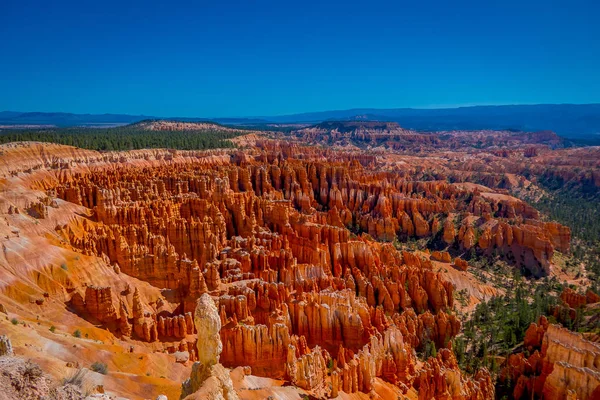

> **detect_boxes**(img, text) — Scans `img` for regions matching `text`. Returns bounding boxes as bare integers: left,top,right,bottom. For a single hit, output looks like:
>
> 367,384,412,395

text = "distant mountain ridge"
262,104,600,138
2,104,600,138
0,111,269,127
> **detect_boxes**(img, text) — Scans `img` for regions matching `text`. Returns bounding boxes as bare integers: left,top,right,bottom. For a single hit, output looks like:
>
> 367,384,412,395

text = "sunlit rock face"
195,294,223,367
501,316,600,400
181,293,238,400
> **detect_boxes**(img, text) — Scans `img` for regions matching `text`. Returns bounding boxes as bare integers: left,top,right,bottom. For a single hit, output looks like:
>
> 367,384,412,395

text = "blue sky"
1,0,599,117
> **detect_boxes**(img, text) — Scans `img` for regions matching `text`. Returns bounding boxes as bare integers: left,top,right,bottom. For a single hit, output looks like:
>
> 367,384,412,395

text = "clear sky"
1,0,599,117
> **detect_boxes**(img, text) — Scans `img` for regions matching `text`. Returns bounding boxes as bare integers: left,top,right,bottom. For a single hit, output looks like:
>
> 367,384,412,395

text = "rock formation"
0,335,13,356
501,317,600,400
84,285,118,323
2,138,591,399
43,149,504,397
181,294,239,400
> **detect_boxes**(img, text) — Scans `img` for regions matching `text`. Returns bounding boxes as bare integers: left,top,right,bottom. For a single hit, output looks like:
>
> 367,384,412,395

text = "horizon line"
2,102,600,120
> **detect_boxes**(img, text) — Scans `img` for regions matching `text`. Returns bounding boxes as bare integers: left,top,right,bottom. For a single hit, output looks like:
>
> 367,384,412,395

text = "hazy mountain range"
2,104,600,139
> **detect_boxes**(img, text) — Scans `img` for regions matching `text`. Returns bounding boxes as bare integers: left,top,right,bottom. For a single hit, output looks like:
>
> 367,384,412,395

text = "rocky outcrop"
561,287,599,308
542,325,600,400
286,342,328,392
118,299,132,337
415,349,494,400
158,312,194,339
131,288,158,342
0,335,13,356
72,282,200,348
560,288,588,309
84,286,118,323
455,217,570,277
501,317,600,400
523,316,548,349
431,251,452,263
26,200,49,219
220,322,291,378
587,290,600,304
181,294,238,400
453,257,469,271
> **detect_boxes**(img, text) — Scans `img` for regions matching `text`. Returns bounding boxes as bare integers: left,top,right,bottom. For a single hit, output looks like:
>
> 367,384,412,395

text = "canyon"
0,122,598,399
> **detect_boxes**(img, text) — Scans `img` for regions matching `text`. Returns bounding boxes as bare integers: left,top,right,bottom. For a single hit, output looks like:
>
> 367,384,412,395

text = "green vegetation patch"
0,122,244,151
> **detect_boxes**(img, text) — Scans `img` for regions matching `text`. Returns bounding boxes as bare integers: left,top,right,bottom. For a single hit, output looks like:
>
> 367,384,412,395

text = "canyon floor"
0,122,599,400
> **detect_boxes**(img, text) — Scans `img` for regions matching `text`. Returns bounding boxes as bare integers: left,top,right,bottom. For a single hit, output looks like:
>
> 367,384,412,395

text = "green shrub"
90,362,108,375
73,329,82,338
